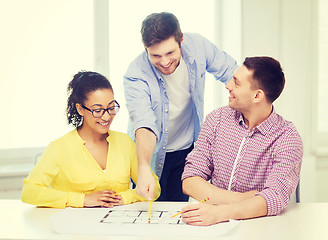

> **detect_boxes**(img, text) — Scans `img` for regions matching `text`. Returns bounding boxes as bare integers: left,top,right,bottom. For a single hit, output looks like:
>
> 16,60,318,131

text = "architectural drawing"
100,209,184,224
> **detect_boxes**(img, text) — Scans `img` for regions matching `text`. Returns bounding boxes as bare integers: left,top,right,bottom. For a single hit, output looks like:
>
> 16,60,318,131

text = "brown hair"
141,12,183,48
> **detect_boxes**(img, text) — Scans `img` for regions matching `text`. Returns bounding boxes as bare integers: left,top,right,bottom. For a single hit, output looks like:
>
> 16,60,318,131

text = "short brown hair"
141,12,183,48
243,56,285,103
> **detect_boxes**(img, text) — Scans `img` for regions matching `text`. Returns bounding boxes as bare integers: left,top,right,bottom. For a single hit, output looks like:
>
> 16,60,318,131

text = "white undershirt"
162,58,194,152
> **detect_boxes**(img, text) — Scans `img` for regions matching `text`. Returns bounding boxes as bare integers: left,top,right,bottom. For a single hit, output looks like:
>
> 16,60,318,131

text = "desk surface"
0,199,327,240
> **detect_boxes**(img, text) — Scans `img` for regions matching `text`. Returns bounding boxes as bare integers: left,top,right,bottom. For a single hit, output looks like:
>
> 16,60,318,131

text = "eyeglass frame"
80,100,120,118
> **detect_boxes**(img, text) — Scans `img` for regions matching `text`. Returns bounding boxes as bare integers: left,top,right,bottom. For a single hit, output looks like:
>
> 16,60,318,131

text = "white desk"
0,199,327,240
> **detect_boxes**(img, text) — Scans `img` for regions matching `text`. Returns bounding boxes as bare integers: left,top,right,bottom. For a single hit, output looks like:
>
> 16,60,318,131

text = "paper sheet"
50,202,240,237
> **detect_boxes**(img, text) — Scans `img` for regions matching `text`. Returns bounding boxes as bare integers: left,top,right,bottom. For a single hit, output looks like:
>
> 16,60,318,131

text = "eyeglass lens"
92,105,119,118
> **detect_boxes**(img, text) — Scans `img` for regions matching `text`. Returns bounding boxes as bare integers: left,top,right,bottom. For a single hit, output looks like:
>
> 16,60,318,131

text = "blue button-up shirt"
124,33,238,178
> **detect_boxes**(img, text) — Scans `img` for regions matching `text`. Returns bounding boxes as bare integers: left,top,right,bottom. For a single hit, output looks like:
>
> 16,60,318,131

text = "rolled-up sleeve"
124,73,160,141
201,34,238,84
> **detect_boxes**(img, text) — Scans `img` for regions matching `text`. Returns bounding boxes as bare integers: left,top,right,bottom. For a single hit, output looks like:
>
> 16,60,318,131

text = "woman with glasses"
21,71,160,208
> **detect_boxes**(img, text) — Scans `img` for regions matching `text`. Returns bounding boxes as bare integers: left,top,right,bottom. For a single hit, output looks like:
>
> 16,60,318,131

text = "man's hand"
135,128,157,200
84,190,123,208
181,202,227,226
135,165,156,200
181,195,268,226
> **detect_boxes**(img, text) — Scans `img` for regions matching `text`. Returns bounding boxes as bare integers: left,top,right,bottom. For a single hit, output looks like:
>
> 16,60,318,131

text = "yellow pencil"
171,197,209,218
148,200,151,223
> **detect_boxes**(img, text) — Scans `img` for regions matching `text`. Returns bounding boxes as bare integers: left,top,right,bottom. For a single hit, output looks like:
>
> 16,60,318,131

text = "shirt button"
163,147,166,150
165,129,168,132
158,164,162,167
165,109,168,113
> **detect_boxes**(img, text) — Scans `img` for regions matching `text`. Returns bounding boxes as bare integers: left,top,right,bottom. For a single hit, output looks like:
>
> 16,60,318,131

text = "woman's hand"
84,190,123,208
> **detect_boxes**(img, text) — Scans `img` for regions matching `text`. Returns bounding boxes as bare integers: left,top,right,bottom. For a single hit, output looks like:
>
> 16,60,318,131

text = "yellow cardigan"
21,129,160,208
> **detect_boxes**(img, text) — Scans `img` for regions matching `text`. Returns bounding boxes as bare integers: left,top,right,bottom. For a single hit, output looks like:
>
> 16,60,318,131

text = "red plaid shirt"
182,106,303,215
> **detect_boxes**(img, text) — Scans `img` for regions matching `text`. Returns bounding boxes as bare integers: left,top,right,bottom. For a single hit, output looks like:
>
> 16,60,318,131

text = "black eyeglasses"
81,100,120,118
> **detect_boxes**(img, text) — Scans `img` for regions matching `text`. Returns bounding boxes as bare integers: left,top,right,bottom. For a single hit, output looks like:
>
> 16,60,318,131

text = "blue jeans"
156,145,193,202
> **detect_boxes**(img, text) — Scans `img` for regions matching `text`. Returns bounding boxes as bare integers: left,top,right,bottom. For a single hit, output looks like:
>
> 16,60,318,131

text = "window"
0,0,93,149
0,0,241,151
317,0,328,146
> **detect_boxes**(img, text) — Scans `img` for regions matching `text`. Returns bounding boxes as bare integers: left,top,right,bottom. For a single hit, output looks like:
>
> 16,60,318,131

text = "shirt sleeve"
199,34,238,84
123,64,161,141
182,111,217,181
21,142,85,208
119,136,161,204
257,127,303,216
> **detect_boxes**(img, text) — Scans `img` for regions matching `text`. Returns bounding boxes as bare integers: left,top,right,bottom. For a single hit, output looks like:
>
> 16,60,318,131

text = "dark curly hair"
66,71,113,127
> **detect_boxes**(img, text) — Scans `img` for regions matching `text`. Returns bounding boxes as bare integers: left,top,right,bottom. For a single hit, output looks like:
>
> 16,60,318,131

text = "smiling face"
77,88,116,135
146,36,183,75
225,65,258,113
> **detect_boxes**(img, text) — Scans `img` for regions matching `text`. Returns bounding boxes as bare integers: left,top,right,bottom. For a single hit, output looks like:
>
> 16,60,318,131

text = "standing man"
124,12,237,201
181,56,303,225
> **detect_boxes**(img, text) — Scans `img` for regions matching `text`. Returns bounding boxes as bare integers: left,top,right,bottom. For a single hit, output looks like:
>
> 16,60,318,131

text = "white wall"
241,0,317,202
0,0,93,149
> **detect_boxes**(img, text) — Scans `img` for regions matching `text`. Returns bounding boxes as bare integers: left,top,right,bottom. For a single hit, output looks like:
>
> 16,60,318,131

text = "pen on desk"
148,200,151,223
170,197,209,218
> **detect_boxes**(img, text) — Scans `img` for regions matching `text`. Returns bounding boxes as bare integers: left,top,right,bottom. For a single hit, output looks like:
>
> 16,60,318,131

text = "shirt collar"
147,56,163,81
256,106,278,135
74,129,85,145
106,131,111,142
181,43,195,65
237,106,278,135
74,128,111,144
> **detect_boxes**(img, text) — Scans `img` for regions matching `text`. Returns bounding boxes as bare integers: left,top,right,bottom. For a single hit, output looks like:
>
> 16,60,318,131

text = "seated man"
181,56,303,226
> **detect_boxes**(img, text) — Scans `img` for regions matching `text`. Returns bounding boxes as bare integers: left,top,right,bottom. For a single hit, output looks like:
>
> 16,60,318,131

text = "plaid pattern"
182,106,303,215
